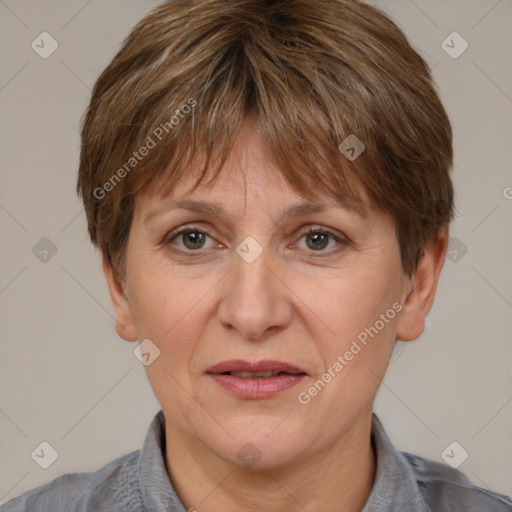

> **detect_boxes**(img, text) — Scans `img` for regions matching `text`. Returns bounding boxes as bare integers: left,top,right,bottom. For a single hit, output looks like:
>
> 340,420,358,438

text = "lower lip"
208,373,306,399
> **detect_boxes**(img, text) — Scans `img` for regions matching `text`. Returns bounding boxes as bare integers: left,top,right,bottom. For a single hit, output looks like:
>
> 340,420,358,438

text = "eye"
294,227,347,254
164,224,348,256
166,226,217,252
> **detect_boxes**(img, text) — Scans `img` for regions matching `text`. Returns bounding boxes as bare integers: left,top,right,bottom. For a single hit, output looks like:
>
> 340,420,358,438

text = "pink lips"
206,359,307,399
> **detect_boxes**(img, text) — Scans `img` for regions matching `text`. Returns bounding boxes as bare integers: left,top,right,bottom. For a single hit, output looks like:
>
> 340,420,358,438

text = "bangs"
123,40,370,218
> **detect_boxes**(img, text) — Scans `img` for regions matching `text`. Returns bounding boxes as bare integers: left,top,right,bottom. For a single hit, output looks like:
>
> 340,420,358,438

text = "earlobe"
102,256,138,342
396,227,449,342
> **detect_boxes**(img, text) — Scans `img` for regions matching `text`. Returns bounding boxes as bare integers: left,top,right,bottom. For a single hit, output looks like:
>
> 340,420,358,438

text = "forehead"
137,161,374,224
135,116,373,221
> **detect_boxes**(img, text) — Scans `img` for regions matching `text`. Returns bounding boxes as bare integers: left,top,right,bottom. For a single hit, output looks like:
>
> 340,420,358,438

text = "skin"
103,117,448,512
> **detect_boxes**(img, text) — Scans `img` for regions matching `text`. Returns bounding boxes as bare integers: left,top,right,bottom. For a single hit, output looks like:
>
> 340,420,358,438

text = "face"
105,117,446,470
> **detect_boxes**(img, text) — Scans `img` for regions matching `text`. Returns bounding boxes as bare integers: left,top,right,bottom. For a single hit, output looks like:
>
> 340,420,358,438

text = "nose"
217,243,292,341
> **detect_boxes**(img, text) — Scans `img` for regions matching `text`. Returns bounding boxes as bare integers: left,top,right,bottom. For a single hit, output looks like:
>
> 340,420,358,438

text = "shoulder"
401,451,512,511
1,450,143,512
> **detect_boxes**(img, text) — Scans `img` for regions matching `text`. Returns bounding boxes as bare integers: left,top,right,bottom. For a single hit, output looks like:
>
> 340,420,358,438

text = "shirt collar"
362,413,430,512
137,410,186,512
136,410,430,512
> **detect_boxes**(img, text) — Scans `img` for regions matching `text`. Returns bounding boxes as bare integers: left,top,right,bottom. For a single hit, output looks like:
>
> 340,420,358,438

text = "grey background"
1,0,511,504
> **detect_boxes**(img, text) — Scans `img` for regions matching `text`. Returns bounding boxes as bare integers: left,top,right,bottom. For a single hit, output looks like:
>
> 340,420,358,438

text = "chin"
208,419,308,470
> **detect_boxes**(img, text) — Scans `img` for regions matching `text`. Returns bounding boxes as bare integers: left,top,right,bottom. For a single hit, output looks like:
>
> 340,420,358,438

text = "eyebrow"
144,198,361,225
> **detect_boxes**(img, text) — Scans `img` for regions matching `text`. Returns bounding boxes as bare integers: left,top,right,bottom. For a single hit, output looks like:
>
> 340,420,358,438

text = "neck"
164,410,376,512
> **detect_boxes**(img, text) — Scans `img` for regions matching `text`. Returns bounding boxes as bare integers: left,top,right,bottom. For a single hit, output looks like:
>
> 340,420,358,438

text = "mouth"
206,360,307,399
221,370,304,379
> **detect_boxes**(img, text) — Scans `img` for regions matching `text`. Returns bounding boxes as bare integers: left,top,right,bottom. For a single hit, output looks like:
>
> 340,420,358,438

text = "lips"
206,360,307,399
206,359,308,376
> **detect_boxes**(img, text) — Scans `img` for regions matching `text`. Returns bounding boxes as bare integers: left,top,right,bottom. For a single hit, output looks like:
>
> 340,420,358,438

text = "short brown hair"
77,0,454,279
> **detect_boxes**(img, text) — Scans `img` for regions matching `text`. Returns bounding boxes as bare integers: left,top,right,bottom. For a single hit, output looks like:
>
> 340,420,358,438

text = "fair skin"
103,117,448,512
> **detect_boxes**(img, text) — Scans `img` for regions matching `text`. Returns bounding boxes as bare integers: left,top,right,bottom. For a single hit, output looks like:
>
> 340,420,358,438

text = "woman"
3,0,511,510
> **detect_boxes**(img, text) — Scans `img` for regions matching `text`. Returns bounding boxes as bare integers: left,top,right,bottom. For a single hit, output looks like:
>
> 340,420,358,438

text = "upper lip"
206,359,308,375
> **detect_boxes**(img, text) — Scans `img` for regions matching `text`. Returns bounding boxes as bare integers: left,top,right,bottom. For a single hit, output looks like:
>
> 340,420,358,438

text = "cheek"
126,267,207,407
126,250,191,333
126,260,219,367
300,265,400,349
300,273,400,413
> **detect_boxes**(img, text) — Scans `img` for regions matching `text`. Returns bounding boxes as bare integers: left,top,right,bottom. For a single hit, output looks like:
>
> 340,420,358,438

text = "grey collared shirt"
2,411,511,511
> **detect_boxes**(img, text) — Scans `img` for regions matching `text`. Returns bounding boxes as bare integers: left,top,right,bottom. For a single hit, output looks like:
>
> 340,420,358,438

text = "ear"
396,227,449,342
102,256,138,342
